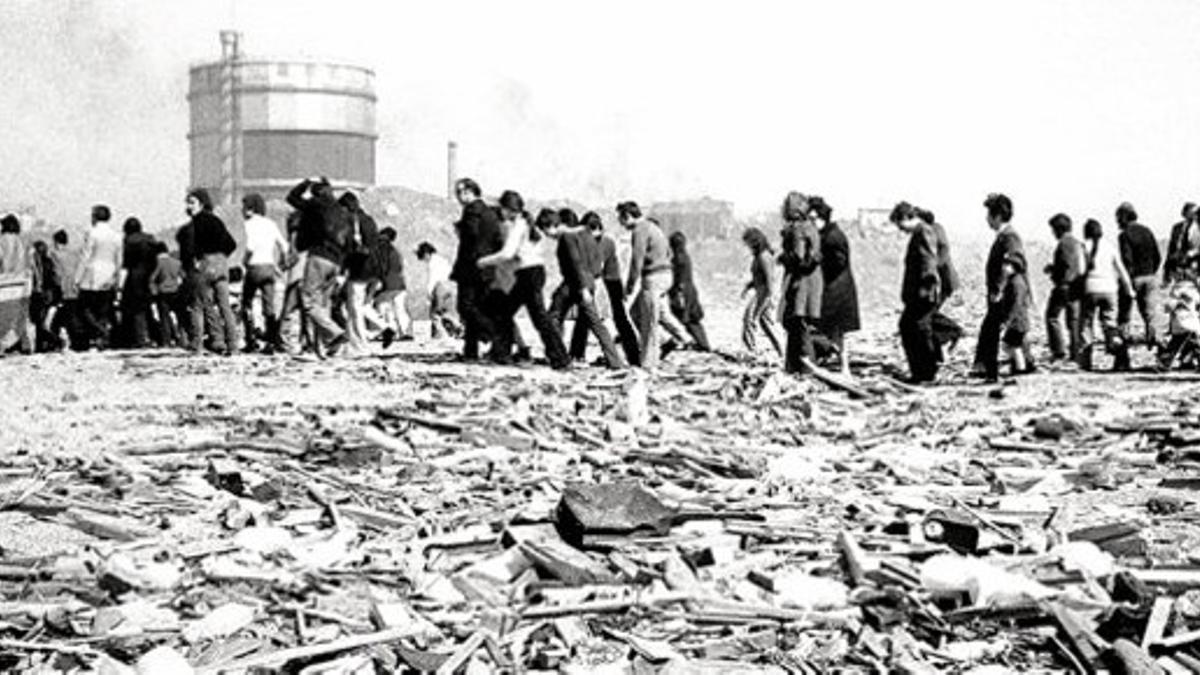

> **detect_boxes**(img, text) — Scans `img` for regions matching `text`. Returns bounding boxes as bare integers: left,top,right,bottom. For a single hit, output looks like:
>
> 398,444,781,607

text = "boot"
1078,344,1094,372
262,318,283,355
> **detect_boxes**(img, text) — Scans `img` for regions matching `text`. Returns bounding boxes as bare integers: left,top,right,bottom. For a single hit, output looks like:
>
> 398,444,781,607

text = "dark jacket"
176,222,196,273
597,234,621,282
1118,222,1161,279
1165,219,1200,282
287,180,352,268
986,227,1027,304
375,241,405,292
556,228,597,293
930,221,960,303
344,208,380,281
192,211,236,258
779,220,823,321
451,199,503,286
818,222,860,334
668,232,704,323
986,226,1032,334
123,232,159,278
1049,232,1086,295
902,223,940,307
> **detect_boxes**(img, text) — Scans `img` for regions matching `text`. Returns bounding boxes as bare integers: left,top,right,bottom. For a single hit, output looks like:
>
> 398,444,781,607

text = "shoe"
380,328,396,350
397,334,415,342
514,347,532,363
325,333,349,357
660,339,679,361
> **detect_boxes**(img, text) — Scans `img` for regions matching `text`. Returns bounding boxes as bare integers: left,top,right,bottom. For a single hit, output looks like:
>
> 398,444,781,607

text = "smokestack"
447,141,458,200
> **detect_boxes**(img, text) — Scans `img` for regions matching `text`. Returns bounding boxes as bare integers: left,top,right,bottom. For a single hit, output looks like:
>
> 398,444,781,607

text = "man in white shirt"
240,193,287,353
416,241,460,339
75,205,122,348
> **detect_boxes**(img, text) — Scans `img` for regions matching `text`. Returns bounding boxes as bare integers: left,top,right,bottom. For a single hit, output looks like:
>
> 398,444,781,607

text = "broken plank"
195,627,424,674
1143,597,1173,649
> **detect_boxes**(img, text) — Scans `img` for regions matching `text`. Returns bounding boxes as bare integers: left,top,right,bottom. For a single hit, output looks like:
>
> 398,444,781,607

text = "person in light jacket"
1079,218,1133,371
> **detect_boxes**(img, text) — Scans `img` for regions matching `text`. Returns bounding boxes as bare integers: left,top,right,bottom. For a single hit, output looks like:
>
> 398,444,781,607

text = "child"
741,227,782,357
1160,285,1200,369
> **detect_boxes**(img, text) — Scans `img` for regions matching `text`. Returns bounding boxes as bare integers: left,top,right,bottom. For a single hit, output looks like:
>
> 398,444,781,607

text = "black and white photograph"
2,1,1200,672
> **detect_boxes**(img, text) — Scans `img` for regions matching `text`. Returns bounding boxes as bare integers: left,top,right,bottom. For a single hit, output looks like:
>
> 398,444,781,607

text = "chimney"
447,141,458,200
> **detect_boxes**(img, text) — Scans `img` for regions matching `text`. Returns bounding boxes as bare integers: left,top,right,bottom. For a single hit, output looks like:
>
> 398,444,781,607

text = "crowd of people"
0,182,436,358
1,179,1198,385
890,193,1200,384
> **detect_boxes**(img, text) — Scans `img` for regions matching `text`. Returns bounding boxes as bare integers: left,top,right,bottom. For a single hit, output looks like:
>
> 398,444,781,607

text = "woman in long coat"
667,231,710,351
810,196,860,375
778,191,823,374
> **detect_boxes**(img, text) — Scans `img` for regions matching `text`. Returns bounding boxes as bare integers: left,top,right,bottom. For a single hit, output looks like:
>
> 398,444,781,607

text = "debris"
7,329,1200,672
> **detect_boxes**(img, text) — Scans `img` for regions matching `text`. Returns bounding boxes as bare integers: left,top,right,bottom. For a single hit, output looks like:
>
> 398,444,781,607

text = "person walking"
892,202,943,383
450,178,503,361
569,211,641,366
0,215,33,354
30,240,58,352
1079,218,1134,371
338,191,379,355
287,177,352,357
1164,202,1200,286
49,230,83,350
973,193,1033,382
477,192,570,369
416,242,459,340
186,189,238,355
119,217,158,348
621,202,686,370
149,242,184,348
1044,213,1087,362
740,227,782,357
811,196,859,375
666,231,710,352
240,193,287,354
76,205,122,349
1115,202,1163,351
367,227,413,347
549,208,626,369
777,192,823,375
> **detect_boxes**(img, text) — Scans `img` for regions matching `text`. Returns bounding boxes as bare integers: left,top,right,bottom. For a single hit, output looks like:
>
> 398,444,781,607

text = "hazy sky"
2,0,1199,241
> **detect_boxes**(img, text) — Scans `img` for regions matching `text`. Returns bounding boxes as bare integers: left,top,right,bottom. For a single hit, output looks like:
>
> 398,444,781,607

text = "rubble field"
2,324,1200,674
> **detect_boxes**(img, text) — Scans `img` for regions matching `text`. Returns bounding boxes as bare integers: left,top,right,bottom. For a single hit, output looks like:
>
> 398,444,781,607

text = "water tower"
188,32,377,205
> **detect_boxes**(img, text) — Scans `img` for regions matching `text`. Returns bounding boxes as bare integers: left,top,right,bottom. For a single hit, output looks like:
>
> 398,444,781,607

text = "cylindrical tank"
188,59,377,203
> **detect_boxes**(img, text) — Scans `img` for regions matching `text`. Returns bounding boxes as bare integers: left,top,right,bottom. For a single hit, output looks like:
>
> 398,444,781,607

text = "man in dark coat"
1116,202,1162,350
287,176,353,356
1044,213,1087,361
973,193,1033,382
811,196,859,375
450,178,502,360
120,217,159,348
1164,202,1199,285
893,203,942,383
